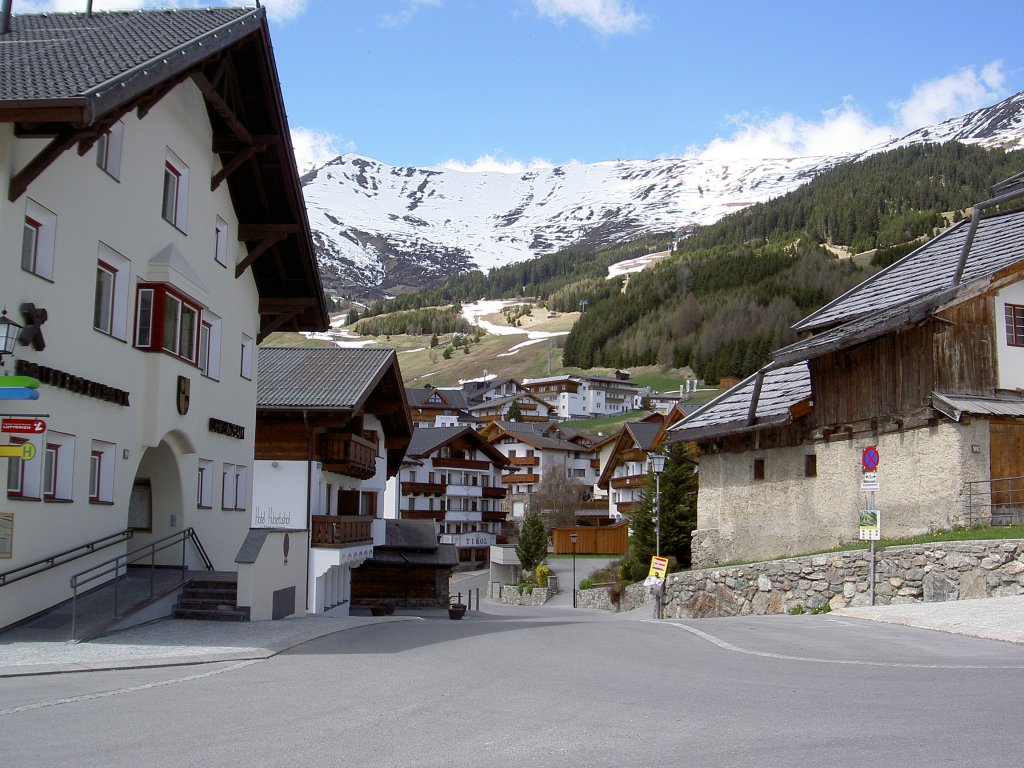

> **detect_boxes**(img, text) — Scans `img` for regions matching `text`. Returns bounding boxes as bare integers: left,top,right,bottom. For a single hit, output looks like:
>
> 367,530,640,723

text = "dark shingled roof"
669,362,811,442
405,426,509,465
795,208,1024,334
257,347,399,410
405,387,471,410
1,8,259,119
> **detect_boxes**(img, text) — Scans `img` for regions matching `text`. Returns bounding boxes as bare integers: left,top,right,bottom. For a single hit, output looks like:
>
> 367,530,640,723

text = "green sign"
0,376,40,389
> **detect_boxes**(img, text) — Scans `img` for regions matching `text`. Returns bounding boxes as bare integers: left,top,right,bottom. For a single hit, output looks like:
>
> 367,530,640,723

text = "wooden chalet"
671,178,1024,567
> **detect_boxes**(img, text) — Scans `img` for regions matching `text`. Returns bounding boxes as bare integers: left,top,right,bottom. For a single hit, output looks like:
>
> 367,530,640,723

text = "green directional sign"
0,376,40,389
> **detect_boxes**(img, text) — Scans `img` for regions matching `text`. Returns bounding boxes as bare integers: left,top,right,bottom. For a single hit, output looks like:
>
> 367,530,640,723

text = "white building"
521,374,643,419
252,348,412,618
385,426,509,566
0,8,327,629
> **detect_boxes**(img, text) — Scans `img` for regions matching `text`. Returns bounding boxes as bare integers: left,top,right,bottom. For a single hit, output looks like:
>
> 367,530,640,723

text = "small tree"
516,510,548,574
506,400,524,421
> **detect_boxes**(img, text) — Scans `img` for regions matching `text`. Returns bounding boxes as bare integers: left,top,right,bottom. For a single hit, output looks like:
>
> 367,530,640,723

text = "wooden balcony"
311,515,372,548
401,509,443,521
610,474,647,490
508,455,539,467
590,459,601,469
433,457,491,470
616,501,640,515
482,510,508,522
402,481,447,496
319,433,377,480
622,448,649,463
482,486,507,499
502,473,539,485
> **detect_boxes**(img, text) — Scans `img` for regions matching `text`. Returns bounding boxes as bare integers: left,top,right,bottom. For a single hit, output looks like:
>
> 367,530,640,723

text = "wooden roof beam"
235,234,284,278
211,141,267,190
191,71,253,146
9,128,80,202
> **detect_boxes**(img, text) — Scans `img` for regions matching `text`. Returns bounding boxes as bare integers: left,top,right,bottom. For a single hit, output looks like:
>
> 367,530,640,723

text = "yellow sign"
649,556,669,579
0,443,35,460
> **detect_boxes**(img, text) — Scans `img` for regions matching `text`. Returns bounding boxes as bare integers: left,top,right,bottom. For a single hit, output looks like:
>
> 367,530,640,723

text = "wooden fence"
551,522,628,555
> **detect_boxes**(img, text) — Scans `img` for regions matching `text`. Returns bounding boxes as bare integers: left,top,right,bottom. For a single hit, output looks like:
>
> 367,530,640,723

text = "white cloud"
381,0,442,28
532,0,646,35
438,154,557,174
891,61,1005,133
691,62,1010,163
291,127,351,174
13,0,309,21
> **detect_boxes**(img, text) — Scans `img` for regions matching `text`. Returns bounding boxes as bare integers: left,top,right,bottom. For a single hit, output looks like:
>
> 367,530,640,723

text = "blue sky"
21,1,1024,171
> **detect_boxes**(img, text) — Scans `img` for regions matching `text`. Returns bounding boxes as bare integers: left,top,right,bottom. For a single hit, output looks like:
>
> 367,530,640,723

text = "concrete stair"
173,575,249,622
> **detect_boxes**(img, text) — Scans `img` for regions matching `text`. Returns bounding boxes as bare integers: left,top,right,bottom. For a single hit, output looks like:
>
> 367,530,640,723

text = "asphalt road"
4,605,1024,767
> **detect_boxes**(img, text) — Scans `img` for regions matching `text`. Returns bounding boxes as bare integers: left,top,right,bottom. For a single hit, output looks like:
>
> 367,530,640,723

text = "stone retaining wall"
573,540,1024,617
663,540,1024,619
499,585,551,606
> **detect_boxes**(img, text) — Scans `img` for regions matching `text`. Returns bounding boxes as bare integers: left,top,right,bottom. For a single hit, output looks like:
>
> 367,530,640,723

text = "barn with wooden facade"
670,178,1024,567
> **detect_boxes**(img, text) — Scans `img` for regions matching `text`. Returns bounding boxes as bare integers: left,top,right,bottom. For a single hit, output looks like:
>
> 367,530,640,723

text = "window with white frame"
0,513,12,559
43,432,75,502
161,149,189,230
240,333,254,380
198,310,222,379
96,121,124,180
89,440,115,503
21,199,57,280
93,243,130,340
221,463,236,510
6,435,42,500
215,216,229,266
197,458,213,508
233,465,247,511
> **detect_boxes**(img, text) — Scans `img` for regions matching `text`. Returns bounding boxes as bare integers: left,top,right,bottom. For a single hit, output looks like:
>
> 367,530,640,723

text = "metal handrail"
0,528,133,587
69,527,213,641
961,475,1024,526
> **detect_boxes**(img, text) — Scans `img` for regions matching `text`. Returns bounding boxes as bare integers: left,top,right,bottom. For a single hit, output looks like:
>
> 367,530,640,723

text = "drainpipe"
1,1,13,36
304,409,313,612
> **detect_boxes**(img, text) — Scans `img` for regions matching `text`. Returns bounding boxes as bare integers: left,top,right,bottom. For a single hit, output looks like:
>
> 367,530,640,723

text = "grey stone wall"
663,540,1024,619
498,585,551,606
573,540,1024,617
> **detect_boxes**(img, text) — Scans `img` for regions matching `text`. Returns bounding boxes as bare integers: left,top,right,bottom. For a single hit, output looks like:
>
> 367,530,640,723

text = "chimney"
1,0,13,36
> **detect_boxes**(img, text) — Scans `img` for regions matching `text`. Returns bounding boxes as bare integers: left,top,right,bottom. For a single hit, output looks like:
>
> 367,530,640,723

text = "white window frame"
233,466,247,511
221,463,236,511
161,292,199,362
215,216,229,266
89,440,115,504
0,513,11,559
161,149,189,230
96,121,124,180
197,458,213,508
43,432,75,502
240,333,254,380
199,310,222,380
93,243,130,340
21,199,57,280
6,435,43,500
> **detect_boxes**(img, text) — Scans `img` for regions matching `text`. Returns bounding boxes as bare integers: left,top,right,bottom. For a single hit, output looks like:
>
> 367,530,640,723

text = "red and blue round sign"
861,445,879,472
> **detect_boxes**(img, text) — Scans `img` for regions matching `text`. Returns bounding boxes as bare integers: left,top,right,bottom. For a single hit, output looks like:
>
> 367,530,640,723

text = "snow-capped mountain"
302,92,1024,299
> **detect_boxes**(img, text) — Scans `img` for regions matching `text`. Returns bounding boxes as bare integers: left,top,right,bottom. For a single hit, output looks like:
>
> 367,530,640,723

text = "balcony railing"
401,509,442,520
446,483,483,498
610,474,647,490
622,448,649,463
501,473,539,485
508,455,540,467
432,457,491,470
319,433,377,480
311,515,373,548
482,486,507,499
402,481,447,496
482,510,508,522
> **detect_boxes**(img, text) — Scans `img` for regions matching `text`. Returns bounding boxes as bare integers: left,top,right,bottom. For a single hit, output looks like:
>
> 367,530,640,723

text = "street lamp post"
648,451,667,620
648,451,667,557
570,532,578,608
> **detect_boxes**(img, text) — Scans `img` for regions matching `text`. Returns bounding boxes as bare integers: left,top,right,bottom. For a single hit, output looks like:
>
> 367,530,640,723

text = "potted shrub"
448,599,467,620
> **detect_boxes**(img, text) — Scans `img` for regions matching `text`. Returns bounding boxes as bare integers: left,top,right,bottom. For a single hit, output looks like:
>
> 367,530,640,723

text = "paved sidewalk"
832,594,1024,645
0,612,423,678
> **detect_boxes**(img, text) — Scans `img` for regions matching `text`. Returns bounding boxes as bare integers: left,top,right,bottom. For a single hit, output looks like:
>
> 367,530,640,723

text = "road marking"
0,659,260,717
653,621,1024,669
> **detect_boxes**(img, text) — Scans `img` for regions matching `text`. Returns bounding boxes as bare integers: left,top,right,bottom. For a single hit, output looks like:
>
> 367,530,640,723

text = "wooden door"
989,421,1024,522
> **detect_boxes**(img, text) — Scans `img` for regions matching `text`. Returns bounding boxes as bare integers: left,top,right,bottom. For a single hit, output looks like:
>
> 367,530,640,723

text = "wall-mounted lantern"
0,308,24,368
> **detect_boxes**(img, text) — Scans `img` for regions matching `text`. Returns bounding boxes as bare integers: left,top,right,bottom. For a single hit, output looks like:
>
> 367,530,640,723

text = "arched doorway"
129,431,198,568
